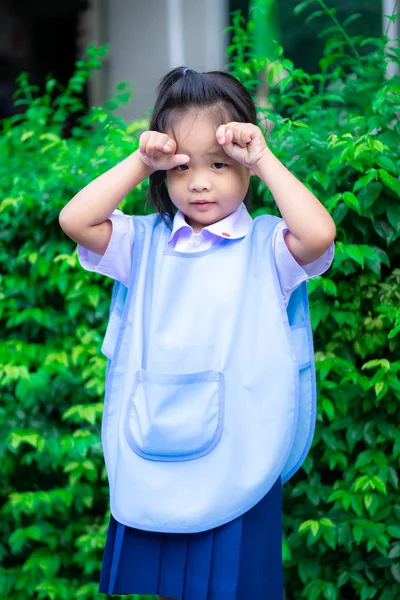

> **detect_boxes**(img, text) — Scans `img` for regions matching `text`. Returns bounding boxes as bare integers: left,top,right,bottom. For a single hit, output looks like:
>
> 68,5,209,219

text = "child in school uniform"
59,66,335,600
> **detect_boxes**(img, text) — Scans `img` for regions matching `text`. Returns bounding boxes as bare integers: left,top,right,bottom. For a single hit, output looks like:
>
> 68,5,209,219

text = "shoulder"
132,213,172,249
133,213,159,223
251,214,283,236
133,212,170,231
108,210,160,235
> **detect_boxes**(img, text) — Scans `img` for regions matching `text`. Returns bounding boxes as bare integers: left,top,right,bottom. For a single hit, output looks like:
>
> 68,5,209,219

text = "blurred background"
1,3,399,600
0,0,396,123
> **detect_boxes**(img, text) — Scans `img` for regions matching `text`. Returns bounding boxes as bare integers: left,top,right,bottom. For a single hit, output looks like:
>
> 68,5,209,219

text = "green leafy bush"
1,2,399,599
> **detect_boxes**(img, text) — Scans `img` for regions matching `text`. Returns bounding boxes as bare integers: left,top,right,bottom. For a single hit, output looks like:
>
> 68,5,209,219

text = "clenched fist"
137,131,190,173
216,122,270,169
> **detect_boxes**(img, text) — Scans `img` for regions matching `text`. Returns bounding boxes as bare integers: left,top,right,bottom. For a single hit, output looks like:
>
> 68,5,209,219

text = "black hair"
145,66,257,226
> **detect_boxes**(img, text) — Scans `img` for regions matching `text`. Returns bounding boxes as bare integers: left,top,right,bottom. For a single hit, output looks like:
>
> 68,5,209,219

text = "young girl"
59,66,335,600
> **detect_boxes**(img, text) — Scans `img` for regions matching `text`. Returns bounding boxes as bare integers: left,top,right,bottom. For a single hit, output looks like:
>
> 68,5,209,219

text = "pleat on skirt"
99,476,283,599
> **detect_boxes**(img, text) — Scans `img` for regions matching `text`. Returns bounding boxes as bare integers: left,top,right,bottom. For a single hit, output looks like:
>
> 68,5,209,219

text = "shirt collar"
168,203,253,243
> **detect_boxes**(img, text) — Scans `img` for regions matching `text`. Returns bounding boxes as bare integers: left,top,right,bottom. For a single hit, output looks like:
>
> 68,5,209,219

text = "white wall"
91,0,229,122
382,0,400,77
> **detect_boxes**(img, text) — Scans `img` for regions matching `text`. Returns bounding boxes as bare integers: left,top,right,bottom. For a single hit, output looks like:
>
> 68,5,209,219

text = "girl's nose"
189,173,211,192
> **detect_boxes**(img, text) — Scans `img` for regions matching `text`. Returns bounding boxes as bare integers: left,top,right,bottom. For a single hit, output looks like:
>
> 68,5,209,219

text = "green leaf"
321,279,337,296
391,563,400,584
294,0,313,15
21,131,35,142
344,245,364,267
323,582,338,600
389,320,400,339
342,191,361,214
353,170,378,191
353,524,363,543
337,572,349,587
322,397,335,421
378,169,400,196
389,543,400,559
320,518,334,528
364,494,373,510
311,171,330,190
362,358,391,372
387,204,400,233
376,154,397,174
323,94,345,104
311,521,319,537
371,476,387,494
8,431,45,451
388,525,400,539
385,12,400,23
299,520,312,532
22,549,61,576
373,219,396,242
357,182,382,210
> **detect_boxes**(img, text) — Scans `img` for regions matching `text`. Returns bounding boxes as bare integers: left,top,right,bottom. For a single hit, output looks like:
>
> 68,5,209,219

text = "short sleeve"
273,221,334,306
77,209,133,286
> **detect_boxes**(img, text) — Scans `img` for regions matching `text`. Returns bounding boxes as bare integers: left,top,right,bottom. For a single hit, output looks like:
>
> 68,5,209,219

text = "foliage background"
1,1,400,599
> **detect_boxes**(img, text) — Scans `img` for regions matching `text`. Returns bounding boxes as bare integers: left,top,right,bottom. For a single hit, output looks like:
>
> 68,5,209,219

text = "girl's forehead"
173,131,221,157
167,112,222,151
166,105,232,141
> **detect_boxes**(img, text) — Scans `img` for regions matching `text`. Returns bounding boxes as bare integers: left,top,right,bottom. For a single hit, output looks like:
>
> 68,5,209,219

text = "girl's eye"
175,164,189,171
212,163,226,170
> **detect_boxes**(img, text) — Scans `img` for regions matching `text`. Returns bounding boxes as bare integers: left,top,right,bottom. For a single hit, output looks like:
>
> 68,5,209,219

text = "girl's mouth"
191,201,215,210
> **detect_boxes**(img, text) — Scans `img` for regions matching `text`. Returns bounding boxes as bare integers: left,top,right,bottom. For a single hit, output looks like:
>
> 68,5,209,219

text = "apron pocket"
125,369,224,462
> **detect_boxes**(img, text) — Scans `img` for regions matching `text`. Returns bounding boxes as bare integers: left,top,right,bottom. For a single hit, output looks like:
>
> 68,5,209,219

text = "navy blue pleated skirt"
99,476,283,599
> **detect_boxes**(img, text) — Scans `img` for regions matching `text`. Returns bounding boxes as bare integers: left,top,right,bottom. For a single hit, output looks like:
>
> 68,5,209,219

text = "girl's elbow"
320,221,336,249
313,214,336,248
59,207,78,234
328,220,337,244
58,208,71,232
306,223,336,262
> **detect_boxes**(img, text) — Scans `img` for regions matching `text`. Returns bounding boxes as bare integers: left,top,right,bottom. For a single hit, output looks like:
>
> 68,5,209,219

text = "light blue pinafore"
100,213,316,534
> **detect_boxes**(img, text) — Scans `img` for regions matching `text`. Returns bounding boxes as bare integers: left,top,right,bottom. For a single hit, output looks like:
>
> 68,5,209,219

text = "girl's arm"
252,151,336,266
216,122,336,266
59,152,151,255
59,132,189,255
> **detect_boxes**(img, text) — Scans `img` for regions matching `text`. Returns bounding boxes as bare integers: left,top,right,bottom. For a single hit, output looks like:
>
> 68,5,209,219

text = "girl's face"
166,110,251,232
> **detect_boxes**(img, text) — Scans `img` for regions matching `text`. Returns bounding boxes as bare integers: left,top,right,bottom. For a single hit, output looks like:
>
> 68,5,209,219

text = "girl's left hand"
216,122,270,169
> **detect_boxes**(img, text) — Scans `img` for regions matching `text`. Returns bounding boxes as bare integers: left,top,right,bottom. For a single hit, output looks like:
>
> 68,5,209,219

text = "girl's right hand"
137,131,190,172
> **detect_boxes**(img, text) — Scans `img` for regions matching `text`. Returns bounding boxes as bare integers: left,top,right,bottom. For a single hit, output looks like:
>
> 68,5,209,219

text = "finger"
154,140,170,153
145,133,162,157
155,134,176,153
150,132,170,156
230,125,247,148
220,124,242,147
145,142,155,159
145,136,160,159
167,154,190,169
226,129,234,144
228,123,256,147
139,131,151,154
161,138,177,154
219,126,233,147
216,125,227,145
220,138,235,157
239,127,252,146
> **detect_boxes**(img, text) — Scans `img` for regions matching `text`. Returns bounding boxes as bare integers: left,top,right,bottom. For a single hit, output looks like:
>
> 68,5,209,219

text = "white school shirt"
77,202,334,305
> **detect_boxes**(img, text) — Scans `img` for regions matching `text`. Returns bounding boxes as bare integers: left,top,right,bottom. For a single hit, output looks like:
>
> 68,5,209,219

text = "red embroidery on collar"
222,232,231,237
